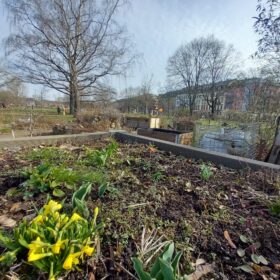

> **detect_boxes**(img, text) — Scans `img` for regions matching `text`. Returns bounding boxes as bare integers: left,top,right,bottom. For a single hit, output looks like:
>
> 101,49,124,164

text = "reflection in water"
193,124,259,159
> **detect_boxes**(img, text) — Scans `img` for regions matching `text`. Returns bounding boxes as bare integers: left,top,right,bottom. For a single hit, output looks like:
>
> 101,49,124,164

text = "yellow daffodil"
63,254,73,270
28,237,51,260
55,214,69,230
28,251,53,262
51,239,68,254
32,214,44,224
82,245,94,256
62,252,81,270
69,213,83,223
28,237,52,262
60,214,69,225
53,211,60,220
61,213,83,231
28,237,49,252
43,200,62,216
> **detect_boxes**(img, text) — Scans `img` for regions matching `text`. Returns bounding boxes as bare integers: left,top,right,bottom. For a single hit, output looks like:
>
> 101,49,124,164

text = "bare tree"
167,37,210,115
0,67,19,89
116,82,155,115
138,75,154,115
254,0,280,81
254,0,280,55
202,37,237,117
0,69,25,106
4,0,134,116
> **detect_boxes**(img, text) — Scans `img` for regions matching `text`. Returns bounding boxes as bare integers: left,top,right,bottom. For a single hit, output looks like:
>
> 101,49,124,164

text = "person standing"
57,106,61,115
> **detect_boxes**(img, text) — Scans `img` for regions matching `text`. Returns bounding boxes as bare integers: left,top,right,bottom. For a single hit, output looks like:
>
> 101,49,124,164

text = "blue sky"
0,0,259,99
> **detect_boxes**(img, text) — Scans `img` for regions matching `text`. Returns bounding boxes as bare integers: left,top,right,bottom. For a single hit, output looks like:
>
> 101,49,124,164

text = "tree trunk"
69,63,80,117
211,106,215,119
74,91,80,117
210,100,215,117
189,106,193,116
70,93,75,115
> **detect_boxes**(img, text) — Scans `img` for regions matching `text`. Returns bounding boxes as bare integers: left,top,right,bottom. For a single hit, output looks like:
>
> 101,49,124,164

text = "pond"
193,123,259,159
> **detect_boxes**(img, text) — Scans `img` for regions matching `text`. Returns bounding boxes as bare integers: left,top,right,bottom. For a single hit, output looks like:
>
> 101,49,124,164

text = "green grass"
0,127,11,133
0,109,74,128
1,107,57,114
195,118,239,128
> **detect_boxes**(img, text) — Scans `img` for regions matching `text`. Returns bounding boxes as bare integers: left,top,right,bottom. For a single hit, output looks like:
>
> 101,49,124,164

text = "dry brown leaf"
188,263,215,280
88,272,95,280
24,213,37,221
148,147,157,153
10,202,26,213
260,274,269,280
195,258,206,266
274,264,280,270
224,230,237,249
0,215,17,228
252,264,262,273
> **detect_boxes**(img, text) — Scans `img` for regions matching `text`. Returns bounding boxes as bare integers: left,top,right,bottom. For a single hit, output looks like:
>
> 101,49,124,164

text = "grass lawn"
0,107,74,133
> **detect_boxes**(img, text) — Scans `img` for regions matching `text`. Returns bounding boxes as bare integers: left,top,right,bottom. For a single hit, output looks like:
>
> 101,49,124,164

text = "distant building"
25,98,36,107
114,94,157,115
160,79,280,115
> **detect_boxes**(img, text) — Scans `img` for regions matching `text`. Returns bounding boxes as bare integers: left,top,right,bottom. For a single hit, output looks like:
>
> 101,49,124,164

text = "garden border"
0,132,112,149
0,131,279,171
114,131,280,171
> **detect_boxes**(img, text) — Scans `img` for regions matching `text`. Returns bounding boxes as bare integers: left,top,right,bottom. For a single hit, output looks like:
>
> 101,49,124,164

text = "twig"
126,202,150,209
100,276,110,280
115,262,138,280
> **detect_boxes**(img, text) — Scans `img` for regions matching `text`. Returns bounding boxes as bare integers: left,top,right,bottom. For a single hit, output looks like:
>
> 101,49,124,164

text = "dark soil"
0,140,279,280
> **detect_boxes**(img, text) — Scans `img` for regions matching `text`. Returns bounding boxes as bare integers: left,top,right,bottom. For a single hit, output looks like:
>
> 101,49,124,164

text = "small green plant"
237,234,269,276
21,164,80,198
21,165,105,199
141,160,152,171
72,183,92,218
98,182,119,198
132,242,189,280
200,164,213,181
26,147,73,164
269,199,280,217
0,200,100,280
83,141,118,167
152,171,164,182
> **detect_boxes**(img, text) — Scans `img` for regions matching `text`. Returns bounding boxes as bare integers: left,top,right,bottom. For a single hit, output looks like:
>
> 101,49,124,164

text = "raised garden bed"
125,116,160,129
137,128,193,145
0,138,279,279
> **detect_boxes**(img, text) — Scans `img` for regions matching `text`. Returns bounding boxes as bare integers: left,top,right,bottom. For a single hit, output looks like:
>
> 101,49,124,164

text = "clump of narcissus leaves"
0,200,100,280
